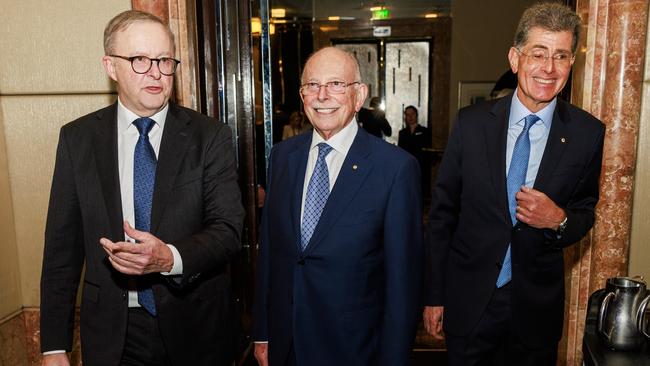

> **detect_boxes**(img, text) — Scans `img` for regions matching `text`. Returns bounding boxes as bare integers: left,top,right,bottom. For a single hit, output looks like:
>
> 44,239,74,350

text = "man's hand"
515,187,565,230
99,221,174,274
254,343,269,366
42,353,70,366
423,306,445,340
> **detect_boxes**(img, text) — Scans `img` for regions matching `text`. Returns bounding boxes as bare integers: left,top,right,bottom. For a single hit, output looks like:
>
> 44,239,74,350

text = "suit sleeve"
40,127,86,352
169,123,245,286
378,155,422,365
424,117,463,305
552,122,605,247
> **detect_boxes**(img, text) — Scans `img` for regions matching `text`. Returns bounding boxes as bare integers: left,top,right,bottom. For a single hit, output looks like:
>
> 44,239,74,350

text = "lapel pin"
352,164,358,170
561,137,566,143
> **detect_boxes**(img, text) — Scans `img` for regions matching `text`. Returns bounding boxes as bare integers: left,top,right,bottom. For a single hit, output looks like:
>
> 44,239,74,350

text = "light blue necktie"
301,143,333,251
496,114,540,288
133,117,157,316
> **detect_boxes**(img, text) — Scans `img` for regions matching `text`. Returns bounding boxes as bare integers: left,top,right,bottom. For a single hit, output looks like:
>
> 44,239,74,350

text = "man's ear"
507,47,519,74
102,55,118,82
354,83,369,111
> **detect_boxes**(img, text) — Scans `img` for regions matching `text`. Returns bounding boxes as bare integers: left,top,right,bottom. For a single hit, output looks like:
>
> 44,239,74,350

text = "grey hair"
514,2,581,53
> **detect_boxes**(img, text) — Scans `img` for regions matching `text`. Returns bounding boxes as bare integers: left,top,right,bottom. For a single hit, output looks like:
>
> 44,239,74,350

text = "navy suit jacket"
425,94,605,347
254,128,423,365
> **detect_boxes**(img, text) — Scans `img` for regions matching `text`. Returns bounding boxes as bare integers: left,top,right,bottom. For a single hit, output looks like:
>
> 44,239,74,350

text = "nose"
147,60,162,79
541,56,556,73
316,84,329,100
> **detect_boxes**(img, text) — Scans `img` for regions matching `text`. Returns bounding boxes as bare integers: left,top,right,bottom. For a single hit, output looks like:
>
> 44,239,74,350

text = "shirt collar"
117,97,169,134
509,88,556,130
309,117,358,156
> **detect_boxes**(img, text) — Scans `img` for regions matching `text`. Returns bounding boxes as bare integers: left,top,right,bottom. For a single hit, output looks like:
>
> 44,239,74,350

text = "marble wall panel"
0,311,28,366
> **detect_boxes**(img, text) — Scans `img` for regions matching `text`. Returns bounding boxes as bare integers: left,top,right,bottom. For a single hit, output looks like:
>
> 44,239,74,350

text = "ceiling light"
271,8,286,18
328,16,341,21
425,13,438,18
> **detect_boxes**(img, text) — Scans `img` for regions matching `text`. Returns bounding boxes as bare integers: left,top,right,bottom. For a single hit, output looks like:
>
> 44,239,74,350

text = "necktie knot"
317,143,333,160
134,117,155,137
523,114,540,131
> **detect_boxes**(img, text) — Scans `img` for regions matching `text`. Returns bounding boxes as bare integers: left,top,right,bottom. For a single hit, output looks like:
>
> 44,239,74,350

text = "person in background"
423,3,605,365
253,46,422,366
357,96,392,138
398,105,431,198
491,69,519,99
40,10,244,366
282,111,312,140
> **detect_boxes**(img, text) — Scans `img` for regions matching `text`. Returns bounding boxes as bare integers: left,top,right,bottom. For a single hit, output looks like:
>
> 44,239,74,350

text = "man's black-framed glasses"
110,55,180,76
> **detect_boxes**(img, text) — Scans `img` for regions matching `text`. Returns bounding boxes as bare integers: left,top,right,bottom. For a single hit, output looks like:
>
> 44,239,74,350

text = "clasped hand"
514,187,565,230
100,221,174,274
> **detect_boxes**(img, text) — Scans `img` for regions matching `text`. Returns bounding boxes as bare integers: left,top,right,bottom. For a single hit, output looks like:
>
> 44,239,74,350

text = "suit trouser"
445,283,558,366
120,308,172,366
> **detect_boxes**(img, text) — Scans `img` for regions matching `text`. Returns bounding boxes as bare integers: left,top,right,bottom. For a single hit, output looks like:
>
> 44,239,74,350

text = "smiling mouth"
534,77,555,84
313,107,339,113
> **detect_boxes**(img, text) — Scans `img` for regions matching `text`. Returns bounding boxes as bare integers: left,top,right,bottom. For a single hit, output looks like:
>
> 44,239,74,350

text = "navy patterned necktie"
496,114,540,288
133,117,157,316
301,143,333,250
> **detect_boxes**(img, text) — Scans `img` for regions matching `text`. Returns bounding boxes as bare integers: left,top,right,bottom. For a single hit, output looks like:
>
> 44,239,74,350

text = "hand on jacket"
100,221,174,274
515,187,565,230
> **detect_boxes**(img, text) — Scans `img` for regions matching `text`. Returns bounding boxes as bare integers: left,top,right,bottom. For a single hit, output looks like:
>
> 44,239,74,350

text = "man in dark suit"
398,105,431,197
357,96,392,138
40,10,244,366
253,47,422,366
423,3,605,365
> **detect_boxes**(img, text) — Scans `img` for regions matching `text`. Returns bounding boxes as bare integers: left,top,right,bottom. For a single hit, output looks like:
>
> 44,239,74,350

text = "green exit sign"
372,9,390,19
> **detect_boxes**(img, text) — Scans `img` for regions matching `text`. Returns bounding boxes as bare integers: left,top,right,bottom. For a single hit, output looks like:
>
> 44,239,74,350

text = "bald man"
253,47,422,366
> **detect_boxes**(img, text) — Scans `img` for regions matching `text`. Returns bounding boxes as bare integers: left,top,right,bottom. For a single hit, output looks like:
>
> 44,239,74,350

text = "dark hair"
514,2,581,53
404,105,418,117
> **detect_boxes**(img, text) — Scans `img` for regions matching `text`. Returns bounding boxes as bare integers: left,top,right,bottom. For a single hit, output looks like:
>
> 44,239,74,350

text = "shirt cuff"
160,244,183,276
43,350,66,355
254,341,269,344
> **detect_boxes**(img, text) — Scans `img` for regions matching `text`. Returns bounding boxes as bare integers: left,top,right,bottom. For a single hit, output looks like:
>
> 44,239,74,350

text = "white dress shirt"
116,98,182,307
300,118,359,224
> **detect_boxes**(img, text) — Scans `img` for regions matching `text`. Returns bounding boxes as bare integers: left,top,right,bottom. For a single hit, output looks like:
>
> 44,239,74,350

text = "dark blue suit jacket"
254,127,422,365
425,94,605,347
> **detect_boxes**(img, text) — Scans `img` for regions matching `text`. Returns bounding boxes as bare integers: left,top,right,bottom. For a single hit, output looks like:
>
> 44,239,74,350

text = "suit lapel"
288,137,310,246
303,130,372,254
533,100,570,191
93,104,124,241
485,96,512,225
150,103,193,234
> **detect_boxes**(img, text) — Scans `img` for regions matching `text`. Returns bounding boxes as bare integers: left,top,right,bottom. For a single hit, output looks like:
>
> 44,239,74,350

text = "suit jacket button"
297,259,305,265
122,292,127,300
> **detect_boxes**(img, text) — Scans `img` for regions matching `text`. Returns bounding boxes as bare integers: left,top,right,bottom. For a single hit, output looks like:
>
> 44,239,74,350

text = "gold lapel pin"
561,137,566,143
352,164,358,170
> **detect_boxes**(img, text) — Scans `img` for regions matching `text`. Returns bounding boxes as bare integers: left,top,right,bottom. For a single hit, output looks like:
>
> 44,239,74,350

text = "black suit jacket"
425,94,605,347
40,102,245,366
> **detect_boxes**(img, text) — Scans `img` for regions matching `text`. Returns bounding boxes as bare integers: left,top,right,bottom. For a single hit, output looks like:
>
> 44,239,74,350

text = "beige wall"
449,0,537,123
629,11,650,282
0,0,129,312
